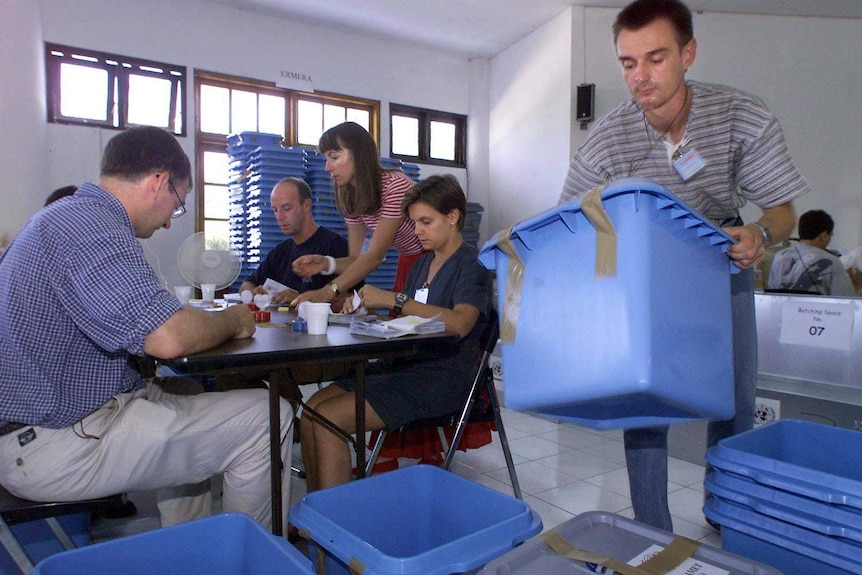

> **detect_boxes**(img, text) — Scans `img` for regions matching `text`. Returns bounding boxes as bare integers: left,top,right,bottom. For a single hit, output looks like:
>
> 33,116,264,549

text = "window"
195,70,378,242
45,43,186,135
390,104,466,167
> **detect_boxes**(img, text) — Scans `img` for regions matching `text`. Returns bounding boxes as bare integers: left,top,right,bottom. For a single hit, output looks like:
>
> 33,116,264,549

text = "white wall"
3,0,474,288
489,8,862,254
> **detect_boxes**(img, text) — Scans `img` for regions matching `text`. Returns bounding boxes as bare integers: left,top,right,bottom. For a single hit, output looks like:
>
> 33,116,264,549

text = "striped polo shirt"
560,81,809,224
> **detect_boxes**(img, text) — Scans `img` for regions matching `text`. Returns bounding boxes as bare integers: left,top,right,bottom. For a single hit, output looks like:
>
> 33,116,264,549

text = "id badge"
673,149,706,181
414,288,429,304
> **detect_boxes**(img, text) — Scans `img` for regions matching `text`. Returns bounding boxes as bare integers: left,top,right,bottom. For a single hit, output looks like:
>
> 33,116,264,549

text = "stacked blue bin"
704,420,862,575
463,202,484,248
478,178,736,429
290,465,541,575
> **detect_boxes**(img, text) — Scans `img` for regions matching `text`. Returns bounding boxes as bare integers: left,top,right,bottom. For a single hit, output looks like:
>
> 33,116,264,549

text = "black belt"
0,423,27,437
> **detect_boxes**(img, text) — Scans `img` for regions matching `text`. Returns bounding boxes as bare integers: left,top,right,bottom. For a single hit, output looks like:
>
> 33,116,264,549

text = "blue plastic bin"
31,513,314,575
478,178,735,428
478,511,781,575
706,470,862,543
0,514,90,575
705,420,862,510
289,465,542,575
705,497,862,575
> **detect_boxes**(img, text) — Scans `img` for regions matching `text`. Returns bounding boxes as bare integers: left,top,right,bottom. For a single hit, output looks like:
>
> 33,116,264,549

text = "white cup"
201,283,216,302
300,302,331,335
174,285,193,306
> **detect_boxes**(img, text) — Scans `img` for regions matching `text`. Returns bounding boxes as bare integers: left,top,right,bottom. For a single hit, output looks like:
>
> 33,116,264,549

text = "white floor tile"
522,495,576,533
507,434,572,460
504,413,564,435
534,449,625,480
535,425,607,449
487,460,579,494
533,480,631,516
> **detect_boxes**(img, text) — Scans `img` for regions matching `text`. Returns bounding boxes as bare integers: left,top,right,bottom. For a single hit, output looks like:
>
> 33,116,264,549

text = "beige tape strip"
497,226,524,344
579,185,616,279
348,557,365,575
539,530,700,575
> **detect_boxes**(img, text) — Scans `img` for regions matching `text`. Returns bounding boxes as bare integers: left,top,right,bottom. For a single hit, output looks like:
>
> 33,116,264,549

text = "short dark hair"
45,185,77,206
798,210,834,240
100,126,192,186
318,122,382,217
403,174,467,230
275,177,312,204
613,0,694,48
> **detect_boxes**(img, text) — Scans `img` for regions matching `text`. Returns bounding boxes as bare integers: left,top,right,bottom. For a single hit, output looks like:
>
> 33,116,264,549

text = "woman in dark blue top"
300,175,492,492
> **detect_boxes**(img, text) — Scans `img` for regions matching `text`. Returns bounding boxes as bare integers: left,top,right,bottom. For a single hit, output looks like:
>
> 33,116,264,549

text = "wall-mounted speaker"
576,83,595,122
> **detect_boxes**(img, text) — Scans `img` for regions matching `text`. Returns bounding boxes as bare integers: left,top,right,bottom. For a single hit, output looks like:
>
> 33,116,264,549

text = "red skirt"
368,251,494,462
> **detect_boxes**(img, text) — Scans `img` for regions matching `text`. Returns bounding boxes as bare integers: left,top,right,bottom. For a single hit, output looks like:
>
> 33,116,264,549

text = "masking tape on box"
497,226,523,344
580,184,617,280
539,530,700,575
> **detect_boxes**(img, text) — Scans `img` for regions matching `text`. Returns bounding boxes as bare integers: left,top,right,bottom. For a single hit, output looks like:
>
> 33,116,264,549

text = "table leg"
268,370,283,536
354,361,366,479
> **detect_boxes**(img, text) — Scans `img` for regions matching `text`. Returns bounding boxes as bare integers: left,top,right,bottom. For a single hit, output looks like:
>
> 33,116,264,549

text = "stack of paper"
349,314,445,339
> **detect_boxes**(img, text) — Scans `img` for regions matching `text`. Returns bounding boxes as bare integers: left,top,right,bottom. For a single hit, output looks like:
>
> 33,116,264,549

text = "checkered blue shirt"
0,183,182,428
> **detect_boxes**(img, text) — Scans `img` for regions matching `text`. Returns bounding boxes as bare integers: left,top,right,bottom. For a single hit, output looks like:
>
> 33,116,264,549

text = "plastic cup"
300,302,330,335
201,283,216,302
174,285,193,305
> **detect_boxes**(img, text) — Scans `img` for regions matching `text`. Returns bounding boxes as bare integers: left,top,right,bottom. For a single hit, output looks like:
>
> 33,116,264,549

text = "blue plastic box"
705,420,862,510
478,511,781,575
0,514,90,575
289,465,542,575
478,178,735,428
31,513,313,575
706,470,862,543
705,497,862,575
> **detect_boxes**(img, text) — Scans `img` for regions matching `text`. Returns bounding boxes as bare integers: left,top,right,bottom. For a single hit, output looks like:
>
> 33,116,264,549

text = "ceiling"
210,0,862,58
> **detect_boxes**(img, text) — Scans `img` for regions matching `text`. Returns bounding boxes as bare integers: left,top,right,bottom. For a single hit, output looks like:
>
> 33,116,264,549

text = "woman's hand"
292,286,335,307
357,285,394,311
292,254,327,278
270,288,299,305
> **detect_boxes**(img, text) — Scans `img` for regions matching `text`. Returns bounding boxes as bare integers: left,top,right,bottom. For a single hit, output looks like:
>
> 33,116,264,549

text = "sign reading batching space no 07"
779,298,856,351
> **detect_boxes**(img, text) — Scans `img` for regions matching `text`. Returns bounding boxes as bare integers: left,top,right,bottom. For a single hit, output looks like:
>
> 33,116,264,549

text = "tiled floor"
92,401,721,550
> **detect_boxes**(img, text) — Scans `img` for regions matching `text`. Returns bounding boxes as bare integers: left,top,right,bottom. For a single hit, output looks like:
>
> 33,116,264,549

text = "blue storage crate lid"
479,178,733,271
290,465,541,575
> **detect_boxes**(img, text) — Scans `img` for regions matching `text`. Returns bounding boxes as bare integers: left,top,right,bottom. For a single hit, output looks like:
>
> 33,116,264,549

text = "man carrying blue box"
559,0,809,531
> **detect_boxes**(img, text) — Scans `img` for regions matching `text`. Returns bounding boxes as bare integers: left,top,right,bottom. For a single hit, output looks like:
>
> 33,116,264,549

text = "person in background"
239,177,352,306
300,175,493,490
768,210,855,296
45,185,78,206
0,126,293,529
558,0,809,530
293,122,492,470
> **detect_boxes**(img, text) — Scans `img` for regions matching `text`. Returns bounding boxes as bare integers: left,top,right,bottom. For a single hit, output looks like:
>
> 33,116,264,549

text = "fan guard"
177,232,242,290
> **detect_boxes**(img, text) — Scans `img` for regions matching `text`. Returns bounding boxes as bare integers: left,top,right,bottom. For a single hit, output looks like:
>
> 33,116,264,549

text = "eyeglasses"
167,178,186,219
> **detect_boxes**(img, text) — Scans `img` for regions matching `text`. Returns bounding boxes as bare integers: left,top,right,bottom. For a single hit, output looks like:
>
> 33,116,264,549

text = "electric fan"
177,232,242,291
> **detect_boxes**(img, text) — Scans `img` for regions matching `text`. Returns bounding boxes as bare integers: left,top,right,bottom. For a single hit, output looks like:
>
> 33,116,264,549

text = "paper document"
349,314,445,339
262,278,291,294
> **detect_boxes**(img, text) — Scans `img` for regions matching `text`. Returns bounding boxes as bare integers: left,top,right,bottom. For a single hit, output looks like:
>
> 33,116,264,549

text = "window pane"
173,81,183,134
60,63,108,120
204,184,230,219
258,94,285,137
392,115,419,156
200,85,230,134
297,100,322,145
323,104,346,132
203,219,230,248
127,74,171,127
203,151,230,185
430,120,456,161
346,108,370,131
231,90,258,134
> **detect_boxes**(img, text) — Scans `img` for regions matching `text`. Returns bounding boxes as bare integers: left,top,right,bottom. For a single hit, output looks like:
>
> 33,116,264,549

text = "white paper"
384,313,443,333
262,278,290,294
778,298,856,351
628,545,729,575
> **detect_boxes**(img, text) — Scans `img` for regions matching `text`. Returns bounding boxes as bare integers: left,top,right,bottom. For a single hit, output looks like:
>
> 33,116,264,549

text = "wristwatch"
328,283,339,294
749,221,773,247
393,292,409,315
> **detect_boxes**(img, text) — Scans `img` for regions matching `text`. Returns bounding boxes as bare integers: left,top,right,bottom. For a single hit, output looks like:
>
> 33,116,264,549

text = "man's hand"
725,224,766,269
270,288,299,305
224,303,256,339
